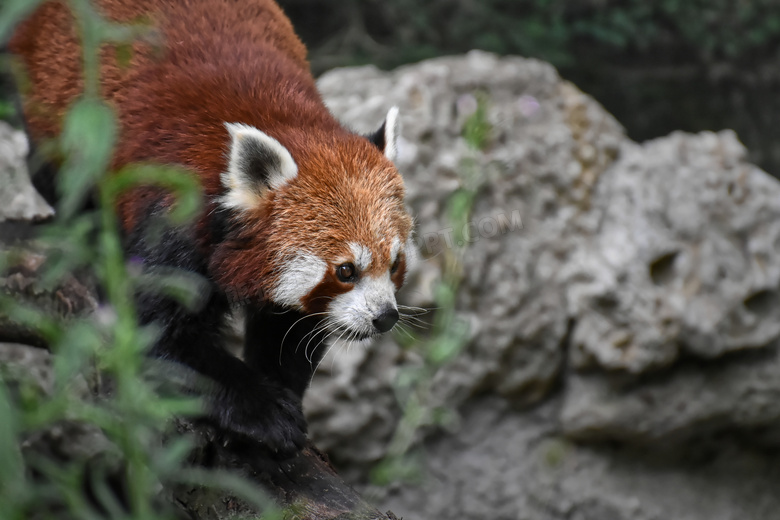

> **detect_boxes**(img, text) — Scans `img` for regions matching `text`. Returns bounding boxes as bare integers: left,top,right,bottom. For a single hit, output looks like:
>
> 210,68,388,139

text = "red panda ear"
367,106,400,162
220,123,298,212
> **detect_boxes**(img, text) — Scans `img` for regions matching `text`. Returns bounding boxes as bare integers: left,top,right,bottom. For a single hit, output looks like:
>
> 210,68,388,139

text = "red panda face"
218,108,414,341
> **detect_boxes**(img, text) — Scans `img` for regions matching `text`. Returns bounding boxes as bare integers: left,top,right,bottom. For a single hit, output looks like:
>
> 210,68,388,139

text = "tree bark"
174,420,399,519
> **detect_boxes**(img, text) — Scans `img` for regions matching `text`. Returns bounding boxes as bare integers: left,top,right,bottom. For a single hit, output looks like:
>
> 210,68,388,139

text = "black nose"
372,307,399,333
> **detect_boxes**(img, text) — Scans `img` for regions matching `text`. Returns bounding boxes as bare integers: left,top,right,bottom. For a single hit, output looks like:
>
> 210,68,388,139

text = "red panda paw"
215,384,308,458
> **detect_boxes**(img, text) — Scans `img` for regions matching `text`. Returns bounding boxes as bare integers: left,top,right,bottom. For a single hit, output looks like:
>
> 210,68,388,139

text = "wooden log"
174,419,399,519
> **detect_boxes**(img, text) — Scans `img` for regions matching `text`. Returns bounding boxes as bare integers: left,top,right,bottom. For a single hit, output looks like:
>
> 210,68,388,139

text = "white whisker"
278,311,329,364
397,304,432,313
399,313,430,329
297,319,332,361
309,325,350,383
394,322,415,340
303,321,330,364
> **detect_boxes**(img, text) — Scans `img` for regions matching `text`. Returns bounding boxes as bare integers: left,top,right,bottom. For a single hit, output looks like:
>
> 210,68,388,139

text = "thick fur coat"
11,0,413,455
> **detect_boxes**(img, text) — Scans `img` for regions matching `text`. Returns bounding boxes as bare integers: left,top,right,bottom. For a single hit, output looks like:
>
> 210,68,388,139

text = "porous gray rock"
567,130,780,374
378,396,780,520
308,51,780,519
561,344,780,444
0,121,53,223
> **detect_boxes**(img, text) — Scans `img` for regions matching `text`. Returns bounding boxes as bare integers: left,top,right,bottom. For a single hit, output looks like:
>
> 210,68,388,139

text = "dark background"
3,0,780,177
277,0,780,178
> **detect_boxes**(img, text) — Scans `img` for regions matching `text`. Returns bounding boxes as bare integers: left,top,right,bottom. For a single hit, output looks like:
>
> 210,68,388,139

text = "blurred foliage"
0,56,18,124
278,0,780,71
0,99,12,120
0,1,279,518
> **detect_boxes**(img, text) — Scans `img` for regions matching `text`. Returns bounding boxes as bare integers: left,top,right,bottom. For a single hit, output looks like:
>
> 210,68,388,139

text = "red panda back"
11,0,309,136
10,0,336,226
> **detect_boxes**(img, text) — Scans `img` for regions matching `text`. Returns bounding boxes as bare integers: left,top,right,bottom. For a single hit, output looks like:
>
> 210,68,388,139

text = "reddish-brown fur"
11,0,411,305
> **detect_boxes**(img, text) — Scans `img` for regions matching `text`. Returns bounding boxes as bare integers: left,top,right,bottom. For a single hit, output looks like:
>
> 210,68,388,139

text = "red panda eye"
390,257,401,274
336,263,357,282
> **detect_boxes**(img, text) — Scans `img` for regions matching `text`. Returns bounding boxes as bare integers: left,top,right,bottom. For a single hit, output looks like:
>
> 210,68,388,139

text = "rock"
0,342,112,463
567,130,780,373
312,51,626,471
377,396,780,520
0,121,53,223
561,343,780,444
303,338,407,482
0,342,57,396
0,246,98,348
308,51,780,519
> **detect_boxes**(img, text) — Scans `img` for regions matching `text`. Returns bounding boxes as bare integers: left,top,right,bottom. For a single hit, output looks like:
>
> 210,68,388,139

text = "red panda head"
214,108,414,340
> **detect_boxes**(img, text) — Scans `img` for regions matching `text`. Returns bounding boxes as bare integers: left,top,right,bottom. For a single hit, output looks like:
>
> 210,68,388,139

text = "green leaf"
0,0,44,41
370,453,424,486
58,98,118,219
115,43,134,69
106,164,203,225
0,377,26,511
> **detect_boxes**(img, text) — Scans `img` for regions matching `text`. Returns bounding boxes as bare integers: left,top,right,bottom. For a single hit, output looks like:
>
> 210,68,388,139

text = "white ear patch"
220,123,298,212
383,106,400,162
272,253,327,308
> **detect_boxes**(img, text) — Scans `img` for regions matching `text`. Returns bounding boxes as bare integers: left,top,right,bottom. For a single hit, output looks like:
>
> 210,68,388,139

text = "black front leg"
243,305,329,400
139,289,306,456
127,208,306,455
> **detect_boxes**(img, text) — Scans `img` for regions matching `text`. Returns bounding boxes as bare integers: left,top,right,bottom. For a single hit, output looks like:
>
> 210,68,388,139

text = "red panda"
10,0,413,455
